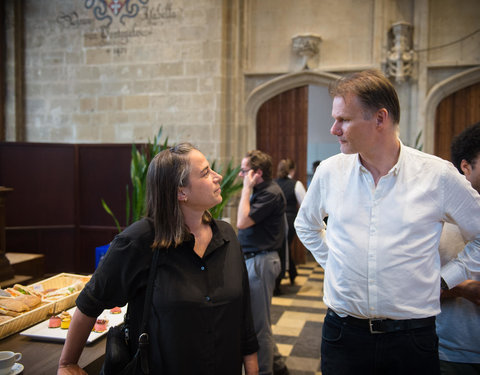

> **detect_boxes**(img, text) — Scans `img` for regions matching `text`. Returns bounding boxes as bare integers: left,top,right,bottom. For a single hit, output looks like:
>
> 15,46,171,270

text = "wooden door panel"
434,82,480,160
256,86,308,185
256,86,308,264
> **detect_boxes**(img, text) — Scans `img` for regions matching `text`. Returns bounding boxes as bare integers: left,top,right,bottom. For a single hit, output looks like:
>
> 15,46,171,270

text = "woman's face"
180,149,223,210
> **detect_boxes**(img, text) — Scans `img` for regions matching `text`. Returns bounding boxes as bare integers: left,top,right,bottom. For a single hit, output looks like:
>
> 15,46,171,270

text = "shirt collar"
203,219,230,257
356,139,403,177
253,180,270,192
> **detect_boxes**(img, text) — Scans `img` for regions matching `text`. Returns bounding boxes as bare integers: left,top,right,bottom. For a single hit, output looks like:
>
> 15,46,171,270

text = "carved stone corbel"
292,33,322,70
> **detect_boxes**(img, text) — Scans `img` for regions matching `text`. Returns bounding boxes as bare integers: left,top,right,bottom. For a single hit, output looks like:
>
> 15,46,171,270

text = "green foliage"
101,127,243,230
414,129,423,151
101,127,169,232
209,159,243,219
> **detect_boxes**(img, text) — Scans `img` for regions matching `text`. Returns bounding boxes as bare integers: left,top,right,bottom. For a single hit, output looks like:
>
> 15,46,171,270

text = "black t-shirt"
237,180,286,253
76,218,258,375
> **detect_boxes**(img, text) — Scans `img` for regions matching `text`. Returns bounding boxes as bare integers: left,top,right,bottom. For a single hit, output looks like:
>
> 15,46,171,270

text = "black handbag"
101,249,161,375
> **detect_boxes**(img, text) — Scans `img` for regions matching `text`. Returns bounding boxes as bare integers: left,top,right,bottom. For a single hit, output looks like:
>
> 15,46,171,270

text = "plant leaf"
101,198,122,233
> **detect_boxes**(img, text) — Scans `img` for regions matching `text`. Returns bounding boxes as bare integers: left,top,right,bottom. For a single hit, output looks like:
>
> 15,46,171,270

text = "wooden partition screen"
0,142,132,274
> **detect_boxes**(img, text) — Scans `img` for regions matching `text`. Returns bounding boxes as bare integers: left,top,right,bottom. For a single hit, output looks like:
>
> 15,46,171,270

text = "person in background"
237,150,289,375
58,143,259,375
312,160,321,174
295,69,480,374
437,122,480,375
307,160,321,187
274,158,306,291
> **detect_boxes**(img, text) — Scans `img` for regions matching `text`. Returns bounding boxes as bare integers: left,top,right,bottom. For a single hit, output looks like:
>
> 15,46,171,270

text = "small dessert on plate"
93,318,108,333
59,311,72,329
110,306,122,314
48,315,61,328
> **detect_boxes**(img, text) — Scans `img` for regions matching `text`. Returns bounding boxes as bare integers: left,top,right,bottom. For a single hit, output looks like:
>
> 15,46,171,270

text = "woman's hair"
246,150,273,181
145,142,212,250
329,69,400,125
277,158,295,179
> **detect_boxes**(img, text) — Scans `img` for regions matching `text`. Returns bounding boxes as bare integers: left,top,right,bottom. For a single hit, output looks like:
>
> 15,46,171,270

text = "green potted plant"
209,160,243,220
101,127,169,233
101,127,242,230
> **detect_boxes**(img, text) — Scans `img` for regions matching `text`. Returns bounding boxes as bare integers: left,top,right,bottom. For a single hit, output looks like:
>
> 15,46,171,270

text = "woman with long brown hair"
58,143,258,375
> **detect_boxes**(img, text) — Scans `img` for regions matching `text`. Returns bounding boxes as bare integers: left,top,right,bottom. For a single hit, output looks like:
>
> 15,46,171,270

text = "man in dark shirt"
237,150,289,375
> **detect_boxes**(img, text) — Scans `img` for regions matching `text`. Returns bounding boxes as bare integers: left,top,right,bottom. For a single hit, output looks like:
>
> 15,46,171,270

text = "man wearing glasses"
237,150,289,375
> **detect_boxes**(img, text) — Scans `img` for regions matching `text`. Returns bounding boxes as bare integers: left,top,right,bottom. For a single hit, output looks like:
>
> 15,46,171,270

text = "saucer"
9,363,23,375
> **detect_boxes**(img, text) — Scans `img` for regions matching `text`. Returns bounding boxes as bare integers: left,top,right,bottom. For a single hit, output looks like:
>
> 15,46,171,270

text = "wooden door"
434,81,480,160
256,86,308,263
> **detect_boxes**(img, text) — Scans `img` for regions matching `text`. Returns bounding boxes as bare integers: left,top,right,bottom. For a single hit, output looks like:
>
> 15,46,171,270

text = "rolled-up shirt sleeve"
440,163,480,288
76,233,151,318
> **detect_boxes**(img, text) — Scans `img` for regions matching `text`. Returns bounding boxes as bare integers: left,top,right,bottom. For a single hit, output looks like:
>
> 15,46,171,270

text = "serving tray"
20,305,126,344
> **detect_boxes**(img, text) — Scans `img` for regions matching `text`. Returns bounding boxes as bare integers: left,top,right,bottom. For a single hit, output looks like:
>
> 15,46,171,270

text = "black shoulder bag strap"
137,248,162,374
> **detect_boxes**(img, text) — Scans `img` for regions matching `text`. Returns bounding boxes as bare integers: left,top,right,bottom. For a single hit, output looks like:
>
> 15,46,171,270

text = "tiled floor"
272,261,326,375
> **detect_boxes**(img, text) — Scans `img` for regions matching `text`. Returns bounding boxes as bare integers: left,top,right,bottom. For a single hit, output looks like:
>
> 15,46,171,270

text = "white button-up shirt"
295,143,480,319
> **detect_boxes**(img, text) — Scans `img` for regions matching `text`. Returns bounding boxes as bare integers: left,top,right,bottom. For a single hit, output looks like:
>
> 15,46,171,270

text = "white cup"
0,351,21,375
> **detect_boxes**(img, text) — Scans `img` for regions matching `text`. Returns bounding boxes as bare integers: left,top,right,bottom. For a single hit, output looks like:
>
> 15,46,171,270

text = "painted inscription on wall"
85,0,149,27
55,1,180,48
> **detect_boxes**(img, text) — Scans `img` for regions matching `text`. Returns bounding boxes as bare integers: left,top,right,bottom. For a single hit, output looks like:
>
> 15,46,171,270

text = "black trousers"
321,310,440,375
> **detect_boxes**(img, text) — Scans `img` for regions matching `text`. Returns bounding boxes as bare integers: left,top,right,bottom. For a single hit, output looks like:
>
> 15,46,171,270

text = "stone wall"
5,0,228,160
242,0,480,150
4,0,480,158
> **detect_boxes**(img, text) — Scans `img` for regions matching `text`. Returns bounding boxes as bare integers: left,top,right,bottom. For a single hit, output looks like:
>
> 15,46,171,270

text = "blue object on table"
95,244,110,268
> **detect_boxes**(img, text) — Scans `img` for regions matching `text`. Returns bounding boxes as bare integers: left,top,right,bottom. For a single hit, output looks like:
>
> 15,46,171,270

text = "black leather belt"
327,308,435,334
243,250,275,260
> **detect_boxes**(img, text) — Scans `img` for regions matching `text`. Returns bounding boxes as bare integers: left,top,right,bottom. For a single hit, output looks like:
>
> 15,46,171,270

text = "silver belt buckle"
369,319,384,334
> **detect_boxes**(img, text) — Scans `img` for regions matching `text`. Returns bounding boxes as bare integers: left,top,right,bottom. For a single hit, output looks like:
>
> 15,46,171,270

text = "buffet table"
0,331,106,374
0,273,105,374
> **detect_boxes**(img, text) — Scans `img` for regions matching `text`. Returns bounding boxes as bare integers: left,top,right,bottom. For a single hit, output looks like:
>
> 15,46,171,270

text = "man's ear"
255,169,263,177
375,108,388,128
460,159,472,177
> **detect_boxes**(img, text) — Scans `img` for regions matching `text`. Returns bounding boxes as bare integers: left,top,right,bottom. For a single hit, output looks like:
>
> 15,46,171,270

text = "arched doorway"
434,81,480,160
256,86,308,188
424,66,480,155
247,71,340,263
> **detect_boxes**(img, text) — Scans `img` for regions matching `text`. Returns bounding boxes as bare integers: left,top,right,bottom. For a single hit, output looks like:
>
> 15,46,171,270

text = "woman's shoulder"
212,219,239,241
113,218,154,250
213,218,234,233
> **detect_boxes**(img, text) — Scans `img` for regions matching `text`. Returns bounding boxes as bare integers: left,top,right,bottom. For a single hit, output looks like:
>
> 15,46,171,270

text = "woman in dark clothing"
274,159,306,290
58,143,259,375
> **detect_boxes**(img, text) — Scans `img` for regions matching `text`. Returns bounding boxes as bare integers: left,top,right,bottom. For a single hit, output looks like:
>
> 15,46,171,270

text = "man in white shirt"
294,70,480,375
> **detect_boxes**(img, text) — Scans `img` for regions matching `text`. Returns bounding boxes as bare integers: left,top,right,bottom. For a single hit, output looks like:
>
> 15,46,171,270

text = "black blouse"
76,218,258,375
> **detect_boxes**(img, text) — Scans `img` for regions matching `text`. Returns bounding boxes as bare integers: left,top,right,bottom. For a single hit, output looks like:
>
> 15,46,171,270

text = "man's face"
330,94,377,155
464,155,480,193
238,157,251,179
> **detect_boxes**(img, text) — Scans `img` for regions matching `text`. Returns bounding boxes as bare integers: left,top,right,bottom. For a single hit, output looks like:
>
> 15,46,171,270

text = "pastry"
110,306,122,314
48,316,61,328
93,318,108,333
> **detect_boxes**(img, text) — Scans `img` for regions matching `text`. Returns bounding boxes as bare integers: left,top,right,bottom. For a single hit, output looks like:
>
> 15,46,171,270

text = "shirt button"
205,296,211,302
200,266,205,271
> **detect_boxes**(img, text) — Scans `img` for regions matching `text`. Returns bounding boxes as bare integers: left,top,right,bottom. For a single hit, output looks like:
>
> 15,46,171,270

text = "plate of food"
20,305,127,344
